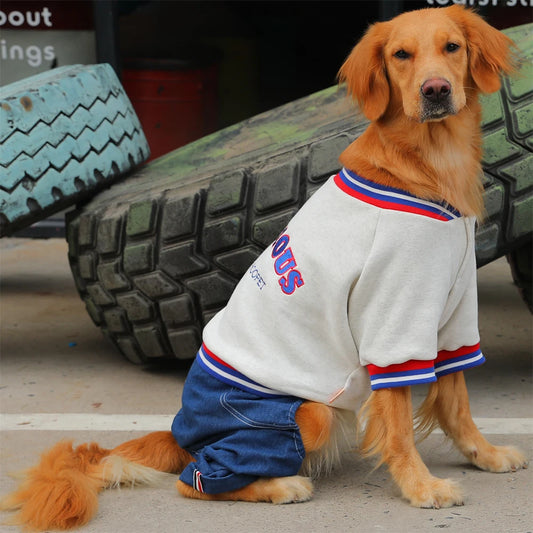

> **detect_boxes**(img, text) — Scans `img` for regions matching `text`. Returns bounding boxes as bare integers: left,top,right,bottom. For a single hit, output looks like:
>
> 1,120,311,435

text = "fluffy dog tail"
0,431,192,531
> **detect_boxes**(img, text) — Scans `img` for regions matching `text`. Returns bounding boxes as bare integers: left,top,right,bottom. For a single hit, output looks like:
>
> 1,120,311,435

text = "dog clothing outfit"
172,167,485,494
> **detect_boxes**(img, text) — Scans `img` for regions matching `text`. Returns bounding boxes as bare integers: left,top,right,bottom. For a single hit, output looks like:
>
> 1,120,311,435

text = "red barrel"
122,57,219,161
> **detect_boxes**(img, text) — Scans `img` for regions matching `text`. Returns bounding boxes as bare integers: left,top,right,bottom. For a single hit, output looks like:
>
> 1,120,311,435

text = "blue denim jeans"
172,357,305,494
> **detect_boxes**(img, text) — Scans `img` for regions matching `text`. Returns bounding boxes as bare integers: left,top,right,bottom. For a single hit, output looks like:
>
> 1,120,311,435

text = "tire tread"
66,25,533,362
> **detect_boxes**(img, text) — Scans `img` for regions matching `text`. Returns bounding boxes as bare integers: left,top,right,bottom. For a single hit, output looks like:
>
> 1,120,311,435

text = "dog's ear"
338,21,391,121
445,5,516,93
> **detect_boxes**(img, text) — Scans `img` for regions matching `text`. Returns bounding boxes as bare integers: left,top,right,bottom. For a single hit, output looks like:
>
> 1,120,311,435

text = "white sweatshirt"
202,168,484,410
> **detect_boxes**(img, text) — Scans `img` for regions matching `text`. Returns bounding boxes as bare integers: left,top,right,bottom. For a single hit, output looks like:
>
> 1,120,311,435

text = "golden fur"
1,6,526,531
337,5,516,218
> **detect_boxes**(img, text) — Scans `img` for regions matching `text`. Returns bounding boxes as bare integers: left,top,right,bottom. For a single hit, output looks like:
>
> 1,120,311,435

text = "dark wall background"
117,1,532,129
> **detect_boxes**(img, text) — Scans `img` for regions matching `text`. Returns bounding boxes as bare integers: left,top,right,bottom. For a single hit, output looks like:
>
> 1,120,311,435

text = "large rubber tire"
66,24,532,364
0,64,150,237
507,240,532,313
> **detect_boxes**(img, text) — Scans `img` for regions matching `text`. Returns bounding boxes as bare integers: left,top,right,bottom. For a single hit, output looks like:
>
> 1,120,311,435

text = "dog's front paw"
470,445,528,473
405,477,464,509
268,476,314,504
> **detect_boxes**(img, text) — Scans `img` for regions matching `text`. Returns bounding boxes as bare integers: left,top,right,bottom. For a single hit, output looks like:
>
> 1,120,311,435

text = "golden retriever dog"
1,6,527,531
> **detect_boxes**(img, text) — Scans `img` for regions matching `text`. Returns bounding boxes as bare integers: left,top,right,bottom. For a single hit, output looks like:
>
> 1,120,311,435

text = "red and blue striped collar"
334,168,462,221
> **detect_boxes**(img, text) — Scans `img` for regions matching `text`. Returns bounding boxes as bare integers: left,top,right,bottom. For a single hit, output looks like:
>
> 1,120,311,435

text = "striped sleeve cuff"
367,344,484,390
367,359,437,390
435,343,485,377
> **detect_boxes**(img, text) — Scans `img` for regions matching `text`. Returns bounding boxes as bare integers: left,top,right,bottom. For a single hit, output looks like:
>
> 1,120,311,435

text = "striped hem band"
196,344,287,398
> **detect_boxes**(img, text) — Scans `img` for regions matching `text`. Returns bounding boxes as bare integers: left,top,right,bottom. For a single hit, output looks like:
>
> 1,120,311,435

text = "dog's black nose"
421,78,451,103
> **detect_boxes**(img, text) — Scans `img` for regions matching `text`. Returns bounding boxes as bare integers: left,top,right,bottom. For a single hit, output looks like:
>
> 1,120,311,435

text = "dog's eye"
393,49,410,60
446,42,460,53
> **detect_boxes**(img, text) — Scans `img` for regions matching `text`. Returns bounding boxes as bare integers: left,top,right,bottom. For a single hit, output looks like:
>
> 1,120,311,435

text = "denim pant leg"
172,359,305,494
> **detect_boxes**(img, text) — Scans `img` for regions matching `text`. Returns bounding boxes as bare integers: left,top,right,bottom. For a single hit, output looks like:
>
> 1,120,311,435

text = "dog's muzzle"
420,77,455,121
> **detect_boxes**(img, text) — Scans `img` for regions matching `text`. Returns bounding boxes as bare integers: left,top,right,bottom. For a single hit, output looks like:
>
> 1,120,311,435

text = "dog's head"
338,6,516,122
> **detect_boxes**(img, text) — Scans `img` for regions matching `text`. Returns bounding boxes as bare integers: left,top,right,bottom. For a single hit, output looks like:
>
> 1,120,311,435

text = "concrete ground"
0,238,531,533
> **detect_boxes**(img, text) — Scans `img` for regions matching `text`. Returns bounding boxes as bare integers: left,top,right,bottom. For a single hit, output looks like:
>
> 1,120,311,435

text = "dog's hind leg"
417,371,528,472
360,386,464,509
177,476,314,504
176,401,334,504
295,401,334,452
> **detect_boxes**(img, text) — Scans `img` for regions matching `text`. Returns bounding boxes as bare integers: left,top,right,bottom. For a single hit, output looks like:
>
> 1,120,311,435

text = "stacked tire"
65,24,532,364
0,64,149,236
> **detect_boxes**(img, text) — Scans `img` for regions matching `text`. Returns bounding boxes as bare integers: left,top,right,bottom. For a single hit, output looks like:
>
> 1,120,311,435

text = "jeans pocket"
220,390,301,430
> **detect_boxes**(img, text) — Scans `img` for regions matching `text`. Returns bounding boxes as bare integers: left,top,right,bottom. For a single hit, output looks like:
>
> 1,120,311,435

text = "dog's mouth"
420,102,457,122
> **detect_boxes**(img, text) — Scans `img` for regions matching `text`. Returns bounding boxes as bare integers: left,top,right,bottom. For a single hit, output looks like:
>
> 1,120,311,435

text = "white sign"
0,5,96,86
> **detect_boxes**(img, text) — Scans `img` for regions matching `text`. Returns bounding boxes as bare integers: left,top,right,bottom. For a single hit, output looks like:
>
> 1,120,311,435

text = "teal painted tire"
66,24,532,364
0,64,150,237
